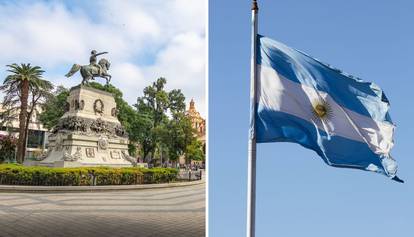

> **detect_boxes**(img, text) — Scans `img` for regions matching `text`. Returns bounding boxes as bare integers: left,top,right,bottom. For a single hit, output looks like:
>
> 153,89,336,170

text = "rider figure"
89,50,108,75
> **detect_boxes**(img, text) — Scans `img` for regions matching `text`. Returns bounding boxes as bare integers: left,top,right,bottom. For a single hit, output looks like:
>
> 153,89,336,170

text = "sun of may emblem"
311,99,333,123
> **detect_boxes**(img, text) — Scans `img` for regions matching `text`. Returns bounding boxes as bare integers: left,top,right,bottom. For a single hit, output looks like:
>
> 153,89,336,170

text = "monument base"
53,160,82,168
39,131,135,168
23,160,41,167
39,85,136,168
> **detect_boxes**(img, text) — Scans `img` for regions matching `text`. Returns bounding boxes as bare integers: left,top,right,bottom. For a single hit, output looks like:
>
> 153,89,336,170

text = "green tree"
87,82,152,157
135,78,191,163
23,79,53,156
38,82,147,158
185,139,205,163
87,82,136,128
40,82,139,134
39,86,69,130
0,64,48,163
38,79,200,167
165,113,198,164
128,112,155,160
168,89,186,114
136,78,169,127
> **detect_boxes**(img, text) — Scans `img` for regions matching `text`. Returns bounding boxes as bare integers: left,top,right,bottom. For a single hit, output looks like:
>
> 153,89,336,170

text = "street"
0,183,205,237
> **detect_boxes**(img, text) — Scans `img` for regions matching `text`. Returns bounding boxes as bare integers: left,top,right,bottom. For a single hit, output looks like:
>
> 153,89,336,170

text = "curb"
0,180,205,193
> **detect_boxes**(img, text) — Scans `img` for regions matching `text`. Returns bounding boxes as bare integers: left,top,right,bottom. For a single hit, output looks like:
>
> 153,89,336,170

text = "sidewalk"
0,179,205,193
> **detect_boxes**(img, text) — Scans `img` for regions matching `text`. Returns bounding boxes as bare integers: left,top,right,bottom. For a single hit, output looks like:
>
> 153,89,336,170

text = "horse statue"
65,58,112,85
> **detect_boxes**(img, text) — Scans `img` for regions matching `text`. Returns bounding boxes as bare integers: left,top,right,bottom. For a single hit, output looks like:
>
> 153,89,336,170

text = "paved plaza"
0,183,205,237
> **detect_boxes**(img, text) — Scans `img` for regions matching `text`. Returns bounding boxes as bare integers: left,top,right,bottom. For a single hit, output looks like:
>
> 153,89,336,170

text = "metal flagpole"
247,1,258,237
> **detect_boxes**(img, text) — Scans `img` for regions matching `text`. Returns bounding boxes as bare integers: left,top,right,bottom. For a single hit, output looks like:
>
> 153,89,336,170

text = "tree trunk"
24,94,40,159
143,149,148,163
17,80,29,163
22,110,32,160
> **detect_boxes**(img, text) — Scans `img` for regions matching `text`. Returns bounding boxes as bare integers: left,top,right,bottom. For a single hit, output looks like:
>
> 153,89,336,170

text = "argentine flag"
255,35,402,182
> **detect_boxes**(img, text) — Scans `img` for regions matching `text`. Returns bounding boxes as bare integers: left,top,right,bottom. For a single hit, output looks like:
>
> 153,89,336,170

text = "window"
27,130,45,149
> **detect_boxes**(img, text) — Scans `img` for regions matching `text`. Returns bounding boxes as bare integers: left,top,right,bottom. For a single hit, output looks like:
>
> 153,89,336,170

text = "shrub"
0,135,17,163
0,164,178,186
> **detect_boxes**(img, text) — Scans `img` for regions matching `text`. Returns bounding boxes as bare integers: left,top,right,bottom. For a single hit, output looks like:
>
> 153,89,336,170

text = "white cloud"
110,62,146,103
144,32,206,115
0,0,206,116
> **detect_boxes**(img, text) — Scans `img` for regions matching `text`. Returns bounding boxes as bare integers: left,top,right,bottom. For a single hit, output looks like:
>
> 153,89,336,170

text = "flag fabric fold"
254,35,402,182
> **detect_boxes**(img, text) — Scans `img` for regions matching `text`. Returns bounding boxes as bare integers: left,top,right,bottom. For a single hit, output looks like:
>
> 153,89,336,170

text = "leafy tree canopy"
186,139,205,162
1,63,52,163
39,79,203,166
39,86,69,130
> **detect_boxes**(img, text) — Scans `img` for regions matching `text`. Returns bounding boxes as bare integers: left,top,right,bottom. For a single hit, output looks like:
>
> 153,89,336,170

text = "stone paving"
0,183,205,237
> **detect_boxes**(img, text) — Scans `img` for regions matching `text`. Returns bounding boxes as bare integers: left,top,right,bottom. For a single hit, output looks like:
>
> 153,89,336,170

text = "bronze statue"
65,50,112,85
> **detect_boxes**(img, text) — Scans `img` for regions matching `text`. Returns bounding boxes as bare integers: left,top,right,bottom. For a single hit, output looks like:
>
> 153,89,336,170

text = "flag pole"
247,1,258,237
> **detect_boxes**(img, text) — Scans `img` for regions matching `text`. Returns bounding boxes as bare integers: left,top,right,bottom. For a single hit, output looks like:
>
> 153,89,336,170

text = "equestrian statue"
65,50,111,85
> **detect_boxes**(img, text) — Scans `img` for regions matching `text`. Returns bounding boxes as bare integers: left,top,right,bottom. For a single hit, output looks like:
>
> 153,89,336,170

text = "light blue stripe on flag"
255,35,402,182
258,35,392,124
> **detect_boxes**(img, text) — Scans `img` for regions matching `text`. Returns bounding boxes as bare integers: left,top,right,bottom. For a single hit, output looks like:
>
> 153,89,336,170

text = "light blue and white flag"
254,35,402,182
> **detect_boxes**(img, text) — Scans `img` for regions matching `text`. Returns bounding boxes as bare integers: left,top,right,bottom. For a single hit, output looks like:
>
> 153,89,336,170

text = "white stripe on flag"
257,64,394,155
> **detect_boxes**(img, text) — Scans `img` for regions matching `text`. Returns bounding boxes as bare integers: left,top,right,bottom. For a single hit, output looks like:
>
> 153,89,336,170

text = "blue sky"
209,1,413,236
0,0,206,115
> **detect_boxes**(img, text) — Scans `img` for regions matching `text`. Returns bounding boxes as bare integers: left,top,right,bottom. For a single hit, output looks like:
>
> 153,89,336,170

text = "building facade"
180,99,206,166
186,99,206,144
0,105,48,159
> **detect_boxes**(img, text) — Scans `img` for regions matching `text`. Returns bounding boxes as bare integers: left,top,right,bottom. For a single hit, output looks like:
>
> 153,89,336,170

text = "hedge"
0,164,178,186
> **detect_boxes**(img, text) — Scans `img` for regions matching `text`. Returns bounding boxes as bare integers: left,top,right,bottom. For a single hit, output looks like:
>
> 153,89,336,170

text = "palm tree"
0,64,45,163
22,79,53,157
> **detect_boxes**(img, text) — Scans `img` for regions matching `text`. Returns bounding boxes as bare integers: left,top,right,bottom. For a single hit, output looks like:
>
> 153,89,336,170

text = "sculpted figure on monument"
121,150,137,165
52,116,127,137
94,99,104,114
85,148,95,158
111,107,118,117
63,146,82,161
54,134,64,151
65,50,111,85
79,100,85,110
90,118,105,133
64,102,70,112
41,70,134,167
52,117,89,133
98,135,109,150
74,100,80,110
114,124,127,137
36,149,51,161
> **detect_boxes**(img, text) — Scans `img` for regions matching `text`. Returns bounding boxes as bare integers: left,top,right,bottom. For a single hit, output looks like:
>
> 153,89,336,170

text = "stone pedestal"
23,160,41,167
40,85,135,167
53,160,82,168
